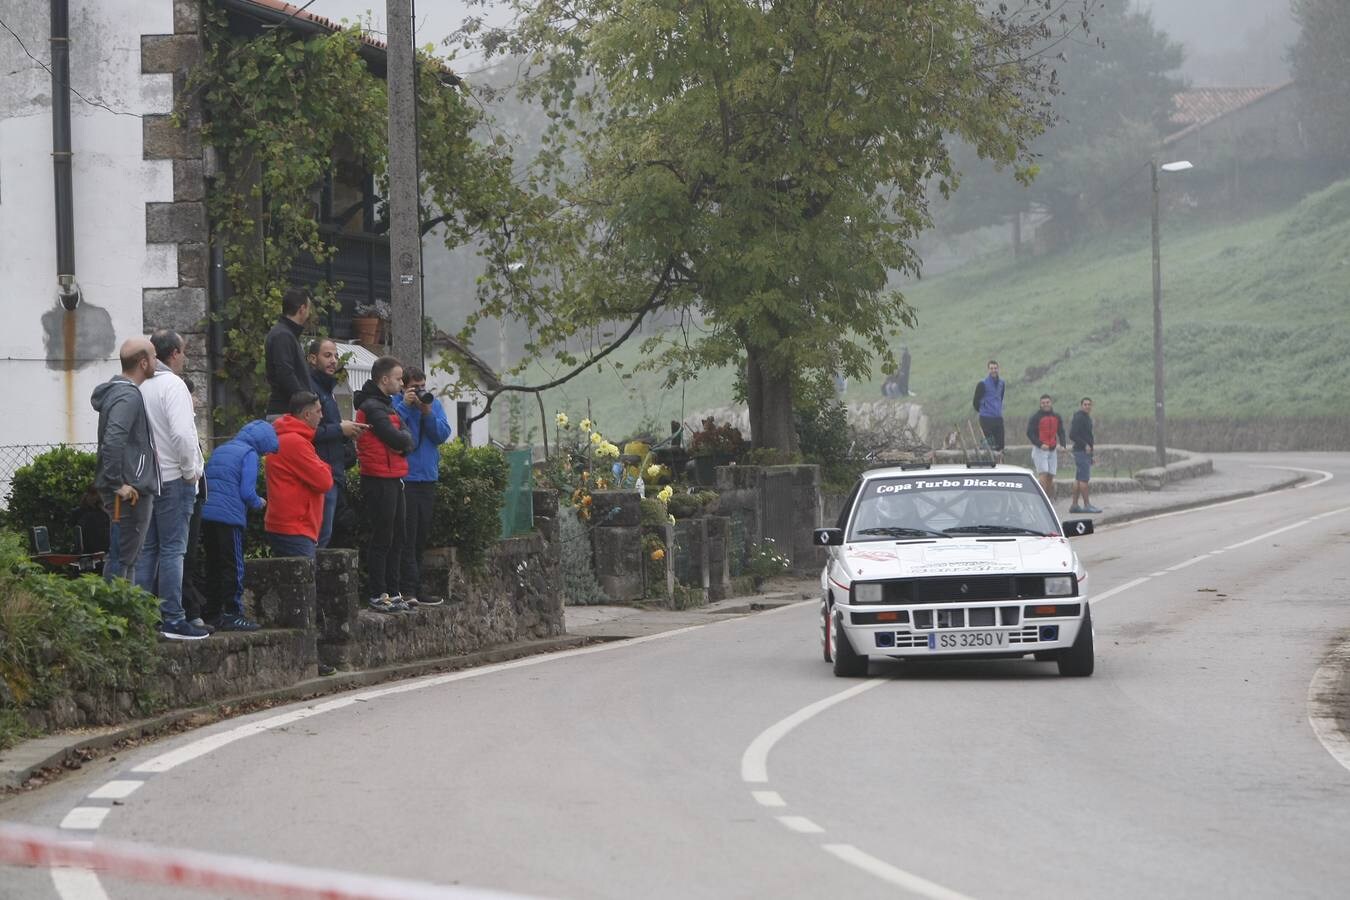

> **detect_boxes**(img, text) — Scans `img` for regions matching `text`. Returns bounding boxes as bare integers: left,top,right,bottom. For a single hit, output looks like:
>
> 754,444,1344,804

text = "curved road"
4,452,1350,899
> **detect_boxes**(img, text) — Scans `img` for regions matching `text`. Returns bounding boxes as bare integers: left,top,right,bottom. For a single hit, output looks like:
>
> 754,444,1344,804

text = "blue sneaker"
1082,504,1103,514
215,613,261,632
159,619,210,641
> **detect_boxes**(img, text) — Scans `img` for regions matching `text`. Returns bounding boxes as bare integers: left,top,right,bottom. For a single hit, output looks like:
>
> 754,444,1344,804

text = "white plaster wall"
0,0,174,449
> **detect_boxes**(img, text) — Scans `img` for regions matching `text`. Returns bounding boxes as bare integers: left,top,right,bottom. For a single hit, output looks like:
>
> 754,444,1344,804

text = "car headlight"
853,582,884,604
1044,575,1074,597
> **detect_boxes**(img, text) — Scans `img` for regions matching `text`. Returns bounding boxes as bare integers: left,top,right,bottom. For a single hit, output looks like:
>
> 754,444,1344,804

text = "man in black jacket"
264,287,311,417
1069,397,1101,514
307,338,368,547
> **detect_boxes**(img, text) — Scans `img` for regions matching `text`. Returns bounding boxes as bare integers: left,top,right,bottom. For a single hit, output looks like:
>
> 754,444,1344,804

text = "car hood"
834,538,1077,582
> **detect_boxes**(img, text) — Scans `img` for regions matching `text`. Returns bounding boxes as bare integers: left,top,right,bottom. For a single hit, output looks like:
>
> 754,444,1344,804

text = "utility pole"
1150,159,1166,470
386,0,422,369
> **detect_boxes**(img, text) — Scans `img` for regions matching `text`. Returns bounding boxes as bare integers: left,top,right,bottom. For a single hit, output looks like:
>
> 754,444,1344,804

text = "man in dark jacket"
355,356,414,612
91,337,161,582
264,287,311,417
307,338,367,547
972,360,1005,461
1025,394,1066,498
1069,397,1101,515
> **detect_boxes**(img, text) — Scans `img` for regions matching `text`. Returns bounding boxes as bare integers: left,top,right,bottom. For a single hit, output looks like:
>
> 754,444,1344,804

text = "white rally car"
816,463,1096,677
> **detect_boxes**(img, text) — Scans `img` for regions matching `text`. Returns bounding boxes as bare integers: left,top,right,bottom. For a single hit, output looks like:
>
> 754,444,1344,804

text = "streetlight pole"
1150,159,1165,469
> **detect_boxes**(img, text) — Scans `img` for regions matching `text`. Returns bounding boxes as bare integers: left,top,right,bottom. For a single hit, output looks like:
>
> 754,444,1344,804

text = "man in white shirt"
136,329,209,640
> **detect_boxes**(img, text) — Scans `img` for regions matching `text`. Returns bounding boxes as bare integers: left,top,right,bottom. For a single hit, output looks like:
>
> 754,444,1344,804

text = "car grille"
912,606,1024,629
875,576,1065,604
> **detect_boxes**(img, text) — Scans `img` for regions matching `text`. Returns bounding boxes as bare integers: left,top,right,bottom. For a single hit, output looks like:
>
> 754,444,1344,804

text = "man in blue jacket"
307,338,367,548
200,420,278,631
393,366,452,606
971,359,1006,462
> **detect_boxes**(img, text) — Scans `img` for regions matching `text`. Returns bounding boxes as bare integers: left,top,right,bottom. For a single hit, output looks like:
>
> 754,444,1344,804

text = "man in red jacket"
1025,394,1066,499
355,356,414,612
264,391,334,560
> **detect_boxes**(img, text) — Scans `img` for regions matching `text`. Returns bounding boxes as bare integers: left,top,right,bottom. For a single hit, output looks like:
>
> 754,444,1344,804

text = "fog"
1143,0,1295,85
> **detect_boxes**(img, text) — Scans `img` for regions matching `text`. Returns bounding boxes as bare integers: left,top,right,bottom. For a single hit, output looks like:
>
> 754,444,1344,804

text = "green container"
499,448,535,538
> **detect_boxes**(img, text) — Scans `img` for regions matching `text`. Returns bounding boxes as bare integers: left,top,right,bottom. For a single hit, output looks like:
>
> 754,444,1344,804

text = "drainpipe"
51,0,80,310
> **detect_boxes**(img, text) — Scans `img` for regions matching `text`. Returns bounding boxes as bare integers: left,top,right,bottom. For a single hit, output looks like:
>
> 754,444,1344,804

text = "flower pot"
352,316,381,346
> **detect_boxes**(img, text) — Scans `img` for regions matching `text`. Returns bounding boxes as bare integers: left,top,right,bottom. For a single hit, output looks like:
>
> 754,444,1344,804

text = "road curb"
1090,475,1304,528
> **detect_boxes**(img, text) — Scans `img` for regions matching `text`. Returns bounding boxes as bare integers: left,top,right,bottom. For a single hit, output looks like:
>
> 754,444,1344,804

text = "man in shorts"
1025,394,1065,498
972,360,1006,461
1069,397,1102,514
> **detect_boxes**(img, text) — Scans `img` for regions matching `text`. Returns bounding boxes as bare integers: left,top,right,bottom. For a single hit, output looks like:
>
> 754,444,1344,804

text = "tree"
454,0,1091,452
1291,0,1350,161
938,0,1184,237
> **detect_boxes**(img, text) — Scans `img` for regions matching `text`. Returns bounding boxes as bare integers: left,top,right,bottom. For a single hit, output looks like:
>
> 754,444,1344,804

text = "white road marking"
752,790,786,807
1251,464,1334,490
1089,577,1151,605
822,844,976,900
740,680,883,783
86,780,144,800
1164,555,1211,572
58,808,109,831
777,816,825,834
1223,518,1318,551
49,868,109,900
1307,638,1350,776
1149,571,1168,578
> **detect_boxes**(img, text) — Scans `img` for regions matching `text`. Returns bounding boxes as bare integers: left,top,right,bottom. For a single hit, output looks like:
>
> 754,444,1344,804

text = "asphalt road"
4,452,1350,899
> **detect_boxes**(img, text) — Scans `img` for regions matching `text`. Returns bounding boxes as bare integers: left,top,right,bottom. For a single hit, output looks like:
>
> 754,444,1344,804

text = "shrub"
560,512,609,605
4,446,98,552
0,530,161,750
745,538,792,579
689,417,747,458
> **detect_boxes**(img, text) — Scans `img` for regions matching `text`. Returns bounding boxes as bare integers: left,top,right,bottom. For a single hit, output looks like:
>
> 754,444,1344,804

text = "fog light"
875,632,896,648
1039,625,1059,641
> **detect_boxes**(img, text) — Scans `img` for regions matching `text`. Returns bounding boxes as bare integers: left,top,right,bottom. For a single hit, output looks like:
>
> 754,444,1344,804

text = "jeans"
102,491,155,582
317,481,340,549
362,476,405,598
135,477,197,623
203,521,245,619
266,531,316,560
400,481,435,597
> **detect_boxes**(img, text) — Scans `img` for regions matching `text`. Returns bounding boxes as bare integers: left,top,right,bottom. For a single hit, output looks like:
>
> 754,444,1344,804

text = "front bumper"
826,598,1088,660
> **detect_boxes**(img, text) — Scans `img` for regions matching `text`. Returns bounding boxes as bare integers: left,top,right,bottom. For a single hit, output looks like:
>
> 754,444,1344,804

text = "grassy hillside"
501,178,1350,444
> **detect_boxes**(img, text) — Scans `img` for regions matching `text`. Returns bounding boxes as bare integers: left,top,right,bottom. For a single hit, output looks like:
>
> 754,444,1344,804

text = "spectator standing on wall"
307,338,367,548
355,356,414,613
264,287,312,418
136,330,208,641
1069,397,1102,515
179,376,212,632
393,367,451,607
972,359,1006,461
264,392,334,560
1025,393,1066,499
201,420,278,631
91,337,160,582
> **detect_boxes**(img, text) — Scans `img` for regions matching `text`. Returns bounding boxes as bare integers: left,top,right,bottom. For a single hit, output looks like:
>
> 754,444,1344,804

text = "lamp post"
1150,158,1192,469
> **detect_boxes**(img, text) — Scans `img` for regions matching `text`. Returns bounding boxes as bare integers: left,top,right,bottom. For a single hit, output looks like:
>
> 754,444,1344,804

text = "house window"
457,402,473,445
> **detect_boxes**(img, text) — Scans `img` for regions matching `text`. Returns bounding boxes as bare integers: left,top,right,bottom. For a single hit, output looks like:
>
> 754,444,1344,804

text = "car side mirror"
1061,518,1094,537
813,527,844,546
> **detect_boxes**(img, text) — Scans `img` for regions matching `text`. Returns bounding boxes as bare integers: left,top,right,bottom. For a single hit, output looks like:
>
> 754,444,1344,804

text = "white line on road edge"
740,680,883,783
85,781,144,800
822,845,976,900
1251,464,1335,490
58,809,109,831
1307,638,1350,776
0,822,540,900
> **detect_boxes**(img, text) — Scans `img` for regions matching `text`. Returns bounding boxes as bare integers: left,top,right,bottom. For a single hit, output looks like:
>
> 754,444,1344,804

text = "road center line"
752,790,786,807
1089,576,1151,606
740,680,883,784
776,816,825,834
822,844,976,900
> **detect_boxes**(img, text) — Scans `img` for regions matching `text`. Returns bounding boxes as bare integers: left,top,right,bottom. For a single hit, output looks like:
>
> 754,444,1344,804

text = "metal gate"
759,469,796,558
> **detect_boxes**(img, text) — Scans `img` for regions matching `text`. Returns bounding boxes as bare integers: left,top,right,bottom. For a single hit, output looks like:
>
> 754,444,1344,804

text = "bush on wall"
4,446,99,553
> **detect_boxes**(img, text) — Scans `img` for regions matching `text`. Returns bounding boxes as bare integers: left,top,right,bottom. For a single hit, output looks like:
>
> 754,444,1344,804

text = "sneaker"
415,595,444,607
160,619,210,641
368,594,397,613
1068,505,1084,514
318,664,337,676
1082,504,1103,514
401,595,420,608
188,617,216,634
388,597,411,612
215,613,261,632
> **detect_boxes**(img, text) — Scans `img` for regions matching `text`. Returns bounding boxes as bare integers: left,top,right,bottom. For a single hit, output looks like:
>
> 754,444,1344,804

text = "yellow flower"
657,485,673,504
554,412,569,427
650,547,666,561
667,514,676,525
580,418,594,432
590,431,604,446
595,478,608,489
646,464,662,479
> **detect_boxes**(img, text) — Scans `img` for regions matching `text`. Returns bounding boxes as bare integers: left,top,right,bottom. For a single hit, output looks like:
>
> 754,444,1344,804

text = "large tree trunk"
745,345,798,453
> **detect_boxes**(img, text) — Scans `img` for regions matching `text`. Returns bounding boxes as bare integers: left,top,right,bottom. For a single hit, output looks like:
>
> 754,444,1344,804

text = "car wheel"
822,599,833,663
832,610,869,678
1056,607,1094,677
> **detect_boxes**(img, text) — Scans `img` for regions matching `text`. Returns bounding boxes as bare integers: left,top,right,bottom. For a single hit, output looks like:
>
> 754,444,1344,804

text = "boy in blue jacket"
201,420,278,631
392,367,452,606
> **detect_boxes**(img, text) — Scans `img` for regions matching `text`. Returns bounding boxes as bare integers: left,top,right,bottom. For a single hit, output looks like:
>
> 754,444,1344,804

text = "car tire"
832,611,869,678
822,600,834,663
1056,607,1094,677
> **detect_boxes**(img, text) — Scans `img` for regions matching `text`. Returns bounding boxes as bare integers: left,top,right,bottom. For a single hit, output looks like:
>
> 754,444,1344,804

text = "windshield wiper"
855,526,947,539
943,525,1051,537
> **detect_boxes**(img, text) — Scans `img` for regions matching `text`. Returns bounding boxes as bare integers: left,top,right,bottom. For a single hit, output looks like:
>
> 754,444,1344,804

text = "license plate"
928,630,1007,651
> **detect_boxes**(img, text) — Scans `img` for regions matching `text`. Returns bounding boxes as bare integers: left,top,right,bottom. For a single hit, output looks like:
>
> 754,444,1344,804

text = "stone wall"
717,464,824,574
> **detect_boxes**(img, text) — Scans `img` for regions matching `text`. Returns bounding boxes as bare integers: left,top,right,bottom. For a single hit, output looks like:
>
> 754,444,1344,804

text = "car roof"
860,463,1037,481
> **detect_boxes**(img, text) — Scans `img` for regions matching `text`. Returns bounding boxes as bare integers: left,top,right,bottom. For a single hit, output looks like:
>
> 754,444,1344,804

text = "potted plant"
689,417,746,484
352,299,391,346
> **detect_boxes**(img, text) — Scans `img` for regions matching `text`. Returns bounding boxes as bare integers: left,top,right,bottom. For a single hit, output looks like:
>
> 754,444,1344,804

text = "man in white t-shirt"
136,329,209,641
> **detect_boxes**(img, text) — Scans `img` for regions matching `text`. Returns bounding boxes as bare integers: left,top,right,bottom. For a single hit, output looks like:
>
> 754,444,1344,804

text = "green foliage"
638,498,668,527
745,538,792,580
560,512,609,606
641,532,668,599
0,531,161,749
1292,0,1350,160
458,0,1084,450
665,492,703,521
4,446,99,552
795,399,858,488
689,418,746,458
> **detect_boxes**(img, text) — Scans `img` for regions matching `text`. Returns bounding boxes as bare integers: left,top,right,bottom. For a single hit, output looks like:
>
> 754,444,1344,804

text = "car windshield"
846,473,1059,542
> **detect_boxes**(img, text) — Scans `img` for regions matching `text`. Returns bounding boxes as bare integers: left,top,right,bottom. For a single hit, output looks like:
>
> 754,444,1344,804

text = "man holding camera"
393,366,452,607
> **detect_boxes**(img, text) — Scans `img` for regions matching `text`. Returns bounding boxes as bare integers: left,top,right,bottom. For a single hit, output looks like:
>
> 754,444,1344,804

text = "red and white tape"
0,821,542,900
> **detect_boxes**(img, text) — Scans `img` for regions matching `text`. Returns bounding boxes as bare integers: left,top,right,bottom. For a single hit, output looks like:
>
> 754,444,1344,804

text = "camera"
416,390,435,405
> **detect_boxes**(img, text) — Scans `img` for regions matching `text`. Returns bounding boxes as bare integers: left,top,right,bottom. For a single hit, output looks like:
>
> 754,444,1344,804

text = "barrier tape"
0,821,541,900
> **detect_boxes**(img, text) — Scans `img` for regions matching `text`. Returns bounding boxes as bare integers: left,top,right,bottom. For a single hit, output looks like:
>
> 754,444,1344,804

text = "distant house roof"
1165,82,1294,144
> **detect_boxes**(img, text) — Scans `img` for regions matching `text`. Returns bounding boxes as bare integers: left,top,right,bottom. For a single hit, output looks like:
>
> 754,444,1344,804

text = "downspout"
51,0,80,310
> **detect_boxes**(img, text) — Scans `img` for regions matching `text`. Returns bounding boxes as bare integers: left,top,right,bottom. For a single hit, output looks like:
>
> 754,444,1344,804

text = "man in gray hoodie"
91,337,161,581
